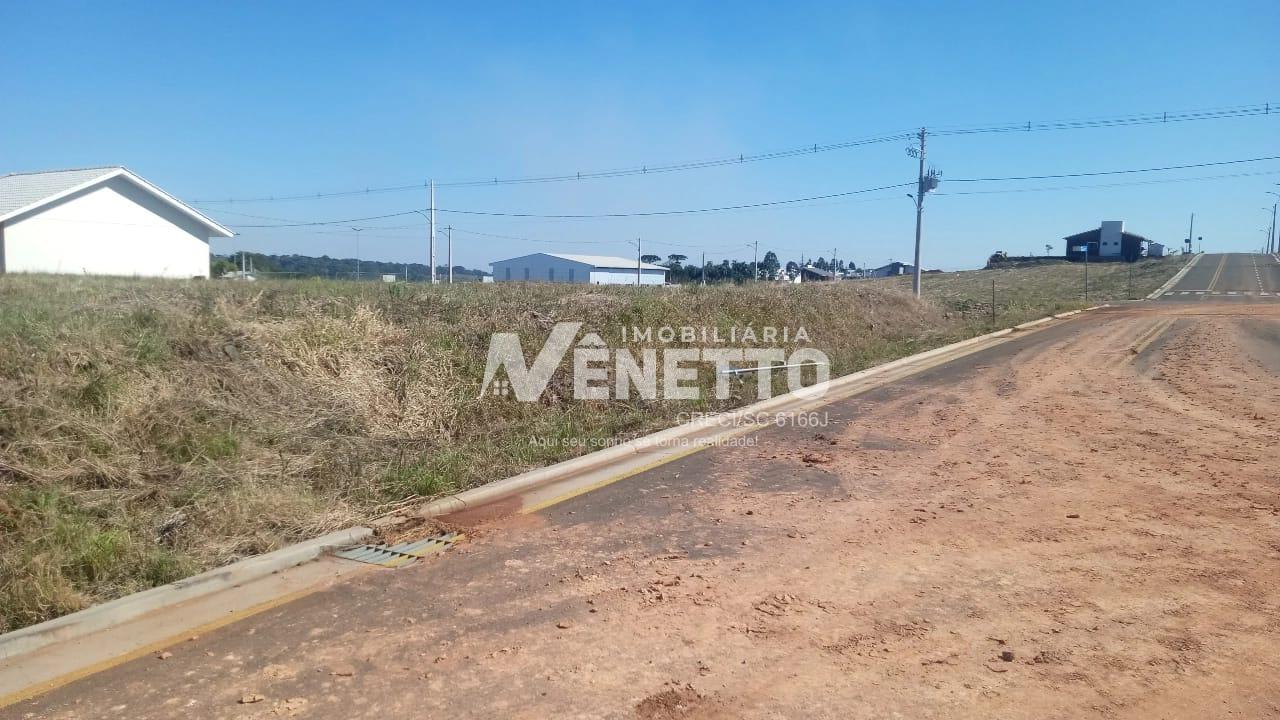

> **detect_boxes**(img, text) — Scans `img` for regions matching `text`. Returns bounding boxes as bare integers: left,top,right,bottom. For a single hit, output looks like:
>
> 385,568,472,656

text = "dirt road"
7,302,1280,719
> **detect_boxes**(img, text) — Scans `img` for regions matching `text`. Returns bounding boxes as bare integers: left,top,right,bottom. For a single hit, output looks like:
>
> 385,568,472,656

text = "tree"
666,254,687,266
760,251,780,279
1044,243,1054,256
641,254,662,264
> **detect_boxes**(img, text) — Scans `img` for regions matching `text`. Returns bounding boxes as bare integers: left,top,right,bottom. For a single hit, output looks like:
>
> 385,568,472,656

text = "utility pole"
752,240,759,281
352,227,363,280
1266,191,1278,254
447,225,453,284
1186,212,1195,255
429,180,437,284
911,127,926,298
634,236,642,286
700,251,706,286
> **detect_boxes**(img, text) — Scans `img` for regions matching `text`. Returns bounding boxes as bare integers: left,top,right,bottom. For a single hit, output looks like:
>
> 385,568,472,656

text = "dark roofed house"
1064,221,1150,262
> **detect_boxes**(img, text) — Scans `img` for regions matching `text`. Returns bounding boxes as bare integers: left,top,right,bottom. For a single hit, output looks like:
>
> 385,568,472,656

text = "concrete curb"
0,302,1112,676
0,526,372,661
1146,253,1201,300
412,311,1102,520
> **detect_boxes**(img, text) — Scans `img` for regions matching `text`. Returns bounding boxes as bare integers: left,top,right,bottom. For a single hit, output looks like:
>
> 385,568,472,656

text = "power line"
934,168,1280,196
192,101,1278,204
225,153,1280,229
227,182,913,227
947,155,1280,183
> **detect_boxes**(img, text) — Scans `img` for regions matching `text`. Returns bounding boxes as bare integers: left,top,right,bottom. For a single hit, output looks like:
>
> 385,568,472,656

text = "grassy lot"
874,255,1185,318
0,258,1185,631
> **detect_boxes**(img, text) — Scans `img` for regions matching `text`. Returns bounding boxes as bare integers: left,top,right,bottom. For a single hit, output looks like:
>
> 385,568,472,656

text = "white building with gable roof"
0,166,232,279
490,252,667,285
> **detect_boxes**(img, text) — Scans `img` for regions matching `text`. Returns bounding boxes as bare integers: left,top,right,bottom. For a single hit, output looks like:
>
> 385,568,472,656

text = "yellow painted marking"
519,433,747,516
517,328,1040,516
0,313,1085,707
1127,318,1175,362
1202,254,1227,299
0,580,349,709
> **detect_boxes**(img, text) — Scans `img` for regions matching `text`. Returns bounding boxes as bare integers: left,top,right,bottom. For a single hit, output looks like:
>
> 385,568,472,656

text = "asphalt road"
1156,252,1280,302
6,303,1280,719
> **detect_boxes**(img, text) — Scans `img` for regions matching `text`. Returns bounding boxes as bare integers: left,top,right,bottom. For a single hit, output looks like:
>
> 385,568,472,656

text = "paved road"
6,303,1280,719
1156,252,1280,302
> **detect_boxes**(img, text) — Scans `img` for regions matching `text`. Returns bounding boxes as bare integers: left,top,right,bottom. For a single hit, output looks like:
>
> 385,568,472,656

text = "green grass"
0,259,1184,631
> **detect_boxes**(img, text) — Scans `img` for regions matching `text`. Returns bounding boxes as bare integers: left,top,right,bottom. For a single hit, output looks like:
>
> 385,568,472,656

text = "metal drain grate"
334,531,463,567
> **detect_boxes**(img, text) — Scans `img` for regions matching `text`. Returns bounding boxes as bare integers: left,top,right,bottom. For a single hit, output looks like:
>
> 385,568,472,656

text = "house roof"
0,166,233,237
1063,228,1151,244
494,252,667,271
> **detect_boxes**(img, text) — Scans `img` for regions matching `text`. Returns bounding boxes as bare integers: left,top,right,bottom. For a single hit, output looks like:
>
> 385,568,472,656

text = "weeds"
0,260,1182,631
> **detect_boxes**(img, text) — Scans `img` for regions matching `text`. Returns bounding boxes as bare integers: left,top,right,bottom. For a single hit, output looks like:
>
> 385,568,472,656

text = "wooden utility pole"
447,225,453,284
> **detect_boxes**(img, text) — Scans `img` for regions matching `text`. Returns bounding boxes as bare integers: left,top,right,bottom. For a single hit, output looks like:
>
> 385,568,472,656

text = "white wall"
491,254,590,283
490,254,667,285
2,176,213,278
589,269,665,285
1099,221,1124,257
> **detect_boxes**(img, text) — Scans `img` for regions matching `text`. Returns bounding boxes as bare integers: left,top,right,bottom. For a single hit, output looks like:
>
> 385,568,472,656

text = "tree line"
643,252,860,283
211,253,489,282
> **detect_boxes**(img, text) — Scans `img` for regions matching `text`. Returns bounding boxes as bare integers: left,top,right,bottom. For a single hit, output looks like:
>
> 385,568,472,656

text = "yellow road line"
1127,318,1175,362
0,584,332,709
1202,254,1227,300
517,331,1030,516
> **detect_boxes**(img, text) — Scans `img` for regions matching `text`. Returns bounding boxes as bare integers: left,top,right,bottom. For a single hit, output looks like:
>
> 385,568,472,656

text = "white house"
490,253,667,285
0,166,232,278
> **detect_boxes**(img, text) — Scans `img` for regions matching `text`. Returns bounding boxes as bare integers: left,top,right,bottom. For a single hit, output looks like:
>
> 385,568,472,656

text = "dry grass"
0,259,1183,631
873,255,1185,317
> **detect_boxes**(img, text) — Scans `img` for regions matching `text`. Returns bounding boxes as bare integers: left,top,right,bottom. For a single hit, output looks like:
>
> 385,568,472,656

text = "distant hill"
211,252,489,282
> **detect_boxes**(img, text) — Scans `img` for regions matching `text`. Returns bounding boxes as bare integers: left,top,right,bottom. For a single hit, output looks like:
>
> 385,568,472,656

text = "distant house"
868,261,916,278
0,166,232,278
490,252,667,285
1063,221,1150,262
799,265,835,282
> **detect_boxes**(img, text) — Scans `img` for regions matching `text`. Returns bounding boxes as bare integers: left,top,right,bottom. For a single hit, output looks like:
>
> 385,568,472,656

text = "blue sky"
2,1,1277,271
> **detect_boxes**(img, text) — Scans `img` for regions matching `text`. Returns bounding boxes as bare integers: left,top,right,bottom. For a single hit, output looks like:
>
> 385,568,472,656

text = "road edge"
1145,253,1202,300
408,306,1106,520
0,304,1109,701
0,527,372,662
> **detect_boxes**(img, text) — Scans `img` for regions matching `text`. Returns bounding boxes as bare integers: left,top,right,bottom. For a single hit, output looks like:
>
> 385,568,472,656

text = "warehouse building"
490,252,667,285
0,166,232,278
